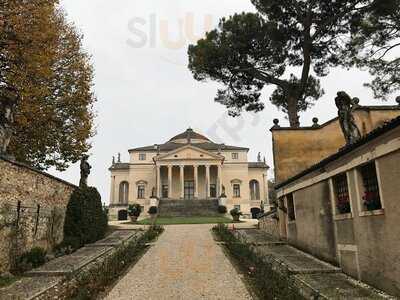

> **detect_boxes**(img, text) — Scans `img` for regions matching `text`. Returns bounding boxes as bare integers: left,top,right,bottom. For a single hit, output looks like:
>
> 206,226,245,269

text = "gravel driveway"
105,224,253,300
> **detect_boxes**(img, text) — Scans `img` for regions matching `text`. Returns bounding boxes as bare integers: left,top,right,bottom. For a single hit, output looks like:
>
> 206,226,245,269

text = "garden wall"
259,216,280,240
0,157,76,273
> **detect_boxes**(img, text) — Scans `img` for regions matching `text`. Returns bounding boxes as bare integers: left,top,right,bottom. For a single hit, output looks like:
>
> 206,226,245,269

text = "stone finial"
312,117,319,128
396,96,400,106
263,156,266,164
117,153,121,163
153,144,160,155
272,119,280,128
352,97,360,107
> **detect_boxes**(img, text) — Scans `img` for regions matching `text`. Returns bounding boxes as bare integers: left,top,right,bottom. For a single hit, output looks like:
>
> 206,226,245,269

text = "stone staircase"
158,199,219,217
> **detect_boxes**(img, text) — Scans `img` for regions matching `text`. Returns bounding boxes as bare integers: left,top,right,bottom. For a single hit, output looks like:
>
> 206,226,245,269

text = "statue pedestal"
219,196,227,206
150,197,159,207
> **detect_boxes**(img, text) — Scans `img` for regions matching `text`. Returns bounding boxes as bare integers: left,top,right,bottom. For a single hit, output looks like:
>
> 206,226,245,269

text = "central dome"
169,128,211,144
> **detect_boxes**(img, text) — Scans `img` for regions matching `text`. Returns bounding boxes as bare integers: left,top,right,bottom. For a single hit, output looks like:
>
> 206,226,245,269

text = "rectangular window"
139,153,146,161
232,152,239,160
333,173,351,214
233,184,241,197
359,162,382,211
137,185,145,199
287,193,296,221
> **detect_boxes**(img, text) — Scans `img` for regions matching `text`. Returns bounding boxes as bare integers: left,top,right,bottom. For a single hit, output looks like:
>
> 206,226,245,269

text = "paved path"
106,224,253,300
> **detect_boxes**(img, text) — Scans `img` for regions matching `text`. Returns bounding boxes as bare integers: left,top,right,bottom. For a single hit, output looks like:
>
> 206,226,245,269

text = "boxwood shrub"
63,186,108,250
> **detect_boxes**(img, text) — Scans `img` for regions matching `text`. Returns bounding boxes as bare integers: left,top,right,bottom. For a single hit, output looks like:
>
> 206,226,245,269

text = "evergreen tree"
188,1,387,127
344,0,400,99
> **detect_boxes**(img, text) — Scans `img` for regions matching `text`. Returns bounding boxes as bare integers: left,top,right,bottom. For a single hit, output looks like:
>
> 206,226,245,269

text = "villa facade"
109,128,269,220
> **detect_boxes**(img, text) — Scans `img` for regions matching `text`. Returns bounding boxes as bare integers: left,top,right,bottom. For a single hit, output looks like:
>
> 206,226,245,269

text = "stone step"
158,199,220,217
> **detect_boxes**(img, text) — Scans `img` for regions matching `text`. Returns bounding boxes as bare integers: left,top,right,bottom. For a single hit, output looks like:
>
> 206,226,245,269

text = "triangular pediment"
155,145,223,161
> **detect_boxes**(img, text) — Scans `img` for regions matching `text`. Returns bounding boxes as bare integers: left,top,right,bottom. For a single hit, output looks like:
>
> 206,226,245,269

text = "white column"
180,165,185,199
206,165,210,199
168,165,173,198
194,165,199,199
110,176,115,204
218,165,223,197
157,165,161,198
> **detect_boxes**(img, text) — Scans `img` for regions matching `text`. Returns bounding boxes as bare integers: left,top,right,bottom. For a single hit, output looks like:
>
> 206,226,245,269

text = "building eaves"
248,162,269,169
275,116,400,190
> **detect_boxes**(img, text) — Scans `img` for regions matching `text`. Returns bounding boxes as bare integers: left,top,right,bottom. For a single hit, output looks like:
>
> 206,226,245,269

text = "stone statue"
335,91,361,145
79,155,91,187
117,152,121,163
151,187,156,198
0,86,18,157
221,185,226,196
257,152,262,162
112,156,115,165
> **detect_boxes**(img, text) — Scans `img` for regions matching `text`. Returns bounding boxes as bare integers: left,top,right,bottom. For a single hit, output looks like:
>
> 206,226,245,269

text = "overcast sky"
50,0,399,204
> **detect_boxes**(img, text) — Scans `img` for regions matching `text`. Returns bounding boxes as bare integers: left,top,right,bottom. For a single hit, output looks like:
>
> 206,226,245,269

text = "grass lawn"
137,216,239,225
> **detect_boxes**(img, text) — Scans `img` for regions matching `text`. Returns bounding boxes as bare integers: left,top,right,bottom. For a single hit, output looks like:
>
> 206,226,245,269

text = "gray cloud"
50,0,399,204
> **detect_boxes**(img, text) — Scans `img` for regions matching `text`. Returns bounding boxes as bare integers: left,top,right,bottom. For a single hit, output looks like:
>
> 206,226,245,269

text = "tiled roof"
248,162,269,169
129,142,248,152
129,128,249,152
276,116,400,189
109,163,130,170
169,128,210,142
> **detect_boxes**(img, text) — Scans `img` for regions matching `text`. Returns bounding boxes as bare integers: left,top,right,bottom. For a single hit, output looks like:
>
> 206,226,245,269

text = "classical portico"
154,145,224,200
108,128,269,220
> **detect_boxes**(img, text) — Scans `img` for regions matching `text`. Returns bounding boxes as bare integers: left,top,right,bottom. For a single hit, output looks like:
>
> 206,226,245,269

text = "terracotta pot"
232,215,240,222
129,215,138,223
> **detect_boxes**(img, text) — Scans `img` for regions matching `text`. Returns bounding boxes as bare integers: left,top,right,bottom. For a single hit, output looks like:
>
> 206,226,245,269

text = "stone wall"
275,125,400,297
259,216,280,239
272,106,400,184
0,157,76,273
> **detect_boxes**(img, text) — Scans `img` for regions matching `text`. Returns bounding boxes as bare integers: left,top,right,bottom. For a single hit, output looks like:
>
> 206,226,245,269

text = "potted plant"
362,191,382,211
128,204,142,223
230,208,242,222
218,205,227,214
148,206,158,224
336,195,351,214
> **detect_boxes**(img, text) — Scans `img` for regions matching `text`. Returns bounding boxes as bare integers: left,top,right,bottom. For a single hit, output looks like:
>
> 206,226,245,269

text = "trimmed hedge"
63,186,108,250
148,206,158,215
68,226,164,299
213,224,304,300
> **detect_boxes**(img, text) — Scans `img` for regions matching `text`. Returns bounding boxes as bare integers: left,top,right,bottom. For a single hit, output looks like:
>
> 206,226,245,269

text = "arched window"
249,180,260,200
119,181,129,204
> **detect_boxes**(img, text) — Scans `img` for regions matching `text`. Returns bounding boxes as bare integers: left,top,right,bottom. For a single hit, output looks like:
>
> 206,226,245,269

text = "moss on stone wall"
0,158,75,273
